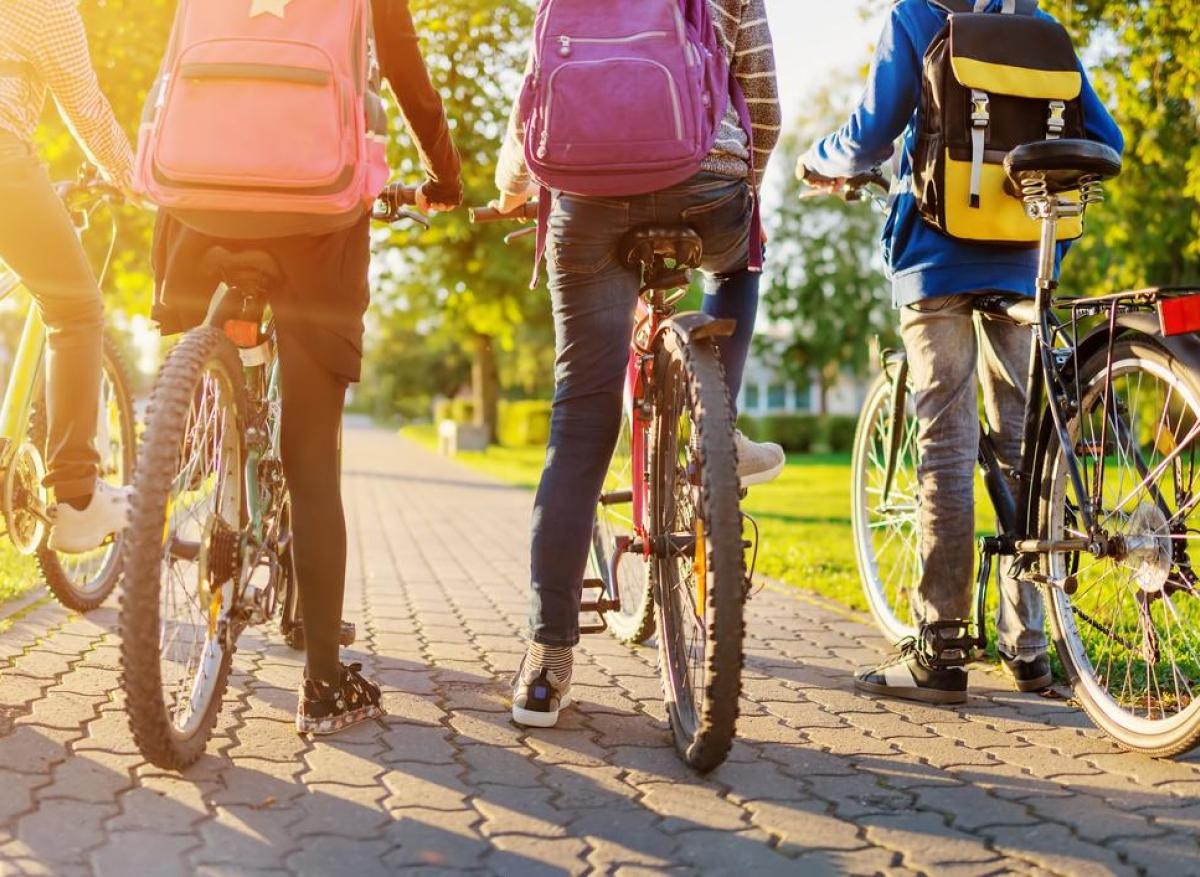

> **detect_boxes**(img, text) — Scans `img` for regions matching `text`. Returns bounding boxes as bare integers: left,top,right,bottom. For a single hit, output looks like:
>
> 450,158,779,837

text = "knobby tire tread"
120,327,246,770
653,333,745,772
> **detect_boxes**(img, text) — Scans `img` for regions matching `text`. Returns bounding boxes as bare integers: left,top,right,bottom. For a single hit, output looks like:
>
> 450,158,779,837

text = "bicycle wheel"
36,334,137,611
851,370,922,642
121,327,247,769
1040,334,1200,756
649,332,745,772
591,405,654,644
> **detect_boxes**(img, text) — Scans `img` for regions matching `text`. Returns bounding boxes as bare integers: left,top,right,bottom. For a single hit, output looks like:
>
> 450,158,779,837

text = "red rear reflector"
1158,296,1200,337
224,320,259,348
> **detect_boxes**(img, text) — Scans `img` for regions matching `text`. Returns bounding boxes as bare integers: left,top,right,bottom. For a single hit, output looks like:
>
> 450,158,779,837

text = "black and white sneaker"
855,622,973,705
511,646,572,729
1000,650,1054,692
296,662,385,736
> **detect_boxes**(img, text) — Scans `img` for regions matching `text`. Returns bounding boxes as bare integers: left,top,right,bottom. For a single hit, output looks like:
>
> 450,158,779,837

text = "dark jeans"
530,171,759,646
0,132,103,500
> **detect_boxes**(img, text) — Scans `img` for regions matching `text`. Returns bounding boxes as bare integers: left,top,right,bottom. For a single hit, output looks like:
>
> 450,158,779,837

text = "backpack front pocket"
154,40,348,192
538,58,693,170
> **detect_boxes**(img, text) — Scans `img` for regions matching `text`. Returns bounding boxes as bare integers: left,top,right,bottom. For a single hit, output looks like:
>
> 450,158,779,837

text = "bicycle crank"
2,442,49,555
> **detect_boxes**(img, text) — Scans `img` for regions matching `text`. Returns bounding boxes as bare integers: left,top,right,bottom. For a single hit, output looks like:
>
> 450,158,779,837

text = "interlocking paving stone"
0,425,1195,874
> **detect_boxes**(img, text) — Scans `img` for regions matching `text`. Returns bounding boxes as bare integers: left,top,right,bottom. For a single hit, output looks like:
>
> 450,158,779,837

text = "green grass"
0,546,41,605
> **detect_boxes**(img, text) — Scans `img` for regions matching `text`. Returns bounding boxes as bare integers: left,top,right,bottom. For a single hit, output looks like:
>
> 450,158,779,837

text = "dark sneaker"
1001,651,1054,692
511,653,572,729
855,622,973,705
296,662,384,736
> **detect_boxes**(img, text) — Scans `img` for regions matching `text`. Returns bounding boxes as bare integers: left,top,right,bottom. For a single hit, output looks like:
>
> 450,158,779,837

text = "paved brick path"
0,425,1198,876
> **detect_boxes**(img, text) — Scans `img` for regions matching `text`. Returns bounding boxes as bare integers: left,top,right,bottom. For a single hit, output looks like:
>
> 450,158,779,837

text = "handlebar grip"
469,201,539,223
380,183,418,206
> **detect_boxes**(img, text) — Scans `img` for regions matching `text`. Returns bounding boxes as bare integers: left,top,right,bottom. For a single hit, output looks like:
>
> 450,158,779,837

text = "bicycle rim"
1044,338,1200,755
122,328,245,768
852,372,922,642
651,335,745,772
39,336,136,610
592,404,653,644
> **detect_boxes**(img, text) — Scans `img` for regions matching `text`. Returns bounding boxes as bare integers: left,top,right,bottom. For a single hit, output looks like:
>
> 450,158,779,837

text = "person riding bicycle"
0,0,137,553
150,0,463,735
800,0,1123,704
493,0,781,728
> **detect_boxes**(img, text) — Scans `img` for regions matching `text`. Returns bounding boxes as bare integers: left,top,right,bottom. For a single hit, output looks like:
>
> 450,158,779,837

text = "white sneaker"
735,430,786,488
48,481,131,554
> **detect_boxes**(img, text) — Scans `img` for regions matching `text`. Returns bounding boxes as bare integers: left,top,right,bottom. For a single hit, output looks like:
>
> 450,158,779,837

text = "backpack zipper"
557,31,671,58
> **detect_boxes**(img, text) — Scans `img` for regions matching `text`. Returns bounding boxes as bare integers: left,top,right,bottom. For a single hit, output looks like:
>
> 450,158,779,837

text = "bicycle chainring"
3,442,48,555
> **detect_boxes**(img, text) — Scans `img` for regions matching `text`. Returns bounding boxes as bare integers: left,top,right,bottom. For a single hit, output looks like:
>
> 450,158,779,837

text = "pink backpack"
135,0,389,239
520,0,761,282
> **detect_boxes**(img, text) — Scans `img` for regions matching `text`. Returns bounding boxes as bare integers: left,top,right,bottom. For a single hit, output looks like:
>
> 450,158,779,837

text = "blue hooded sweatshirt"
803,0,1125,307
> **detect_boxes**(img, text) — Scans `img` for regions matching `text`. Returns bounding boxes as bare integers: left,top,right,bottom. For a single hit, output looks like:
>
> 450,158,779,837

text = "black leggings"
277,330,349,687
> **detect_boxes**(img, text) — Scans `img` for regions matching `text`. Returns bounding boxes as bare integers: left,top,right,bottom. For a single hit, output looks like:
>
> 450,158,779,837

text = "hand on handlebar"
414,180,460,215
491,183,538,219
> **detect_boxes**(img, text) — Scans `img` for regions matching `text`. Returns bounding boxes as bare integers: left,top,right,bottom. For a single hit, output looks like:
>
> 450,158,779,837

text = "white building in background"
736,324,873,418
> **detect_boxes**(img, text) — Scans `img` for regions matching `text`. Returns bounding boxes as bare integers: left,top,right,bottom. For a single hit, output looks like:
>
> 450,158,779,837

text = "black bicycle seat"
620,226,704,272
199,246,282,284
1003,139,1122,195
973,294,1038,326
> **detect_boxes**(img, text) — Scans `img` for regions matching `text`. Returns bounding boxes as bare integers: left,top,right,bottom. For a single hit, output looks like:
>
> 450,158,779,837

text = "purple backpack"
520,0,762,282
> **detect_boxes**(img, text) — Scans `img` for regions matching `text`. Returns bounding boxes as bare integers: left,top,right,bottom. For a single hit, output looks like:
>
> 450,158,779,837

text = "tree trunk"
818,381,830,417
471,332,500,444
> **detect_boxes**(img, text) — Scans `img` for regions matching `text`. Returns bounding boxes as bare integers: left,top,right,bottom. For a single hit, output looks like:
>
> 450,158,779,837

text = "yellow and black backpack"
913,0,1087,245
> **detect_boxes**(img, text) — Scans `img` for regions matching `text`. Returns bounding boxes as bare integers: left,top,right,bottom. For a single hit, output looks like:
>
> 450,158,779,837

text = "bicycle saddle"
973,294,1038,327
198,246,282,285
620,226,704,272
1003,139,1122,195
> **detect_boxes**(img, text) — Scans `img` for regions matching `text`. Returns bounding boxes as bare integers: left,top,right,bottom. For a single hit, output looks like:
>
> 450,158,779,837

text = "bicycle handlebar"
798,164,889,202
469,201,539,223
371,183,420,223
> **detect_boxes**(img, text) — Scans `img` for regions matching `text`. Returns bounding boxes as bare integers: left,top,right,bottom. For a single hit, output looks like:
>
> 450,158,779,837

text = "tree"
759,83,894,415
368,0,553,439
1036,1,1200,295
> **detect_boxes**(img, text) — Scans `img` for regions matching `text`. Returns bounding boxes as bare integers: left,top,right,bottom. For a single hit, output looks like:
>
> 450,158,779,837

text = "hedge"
434,398,552,449
737,414,858,454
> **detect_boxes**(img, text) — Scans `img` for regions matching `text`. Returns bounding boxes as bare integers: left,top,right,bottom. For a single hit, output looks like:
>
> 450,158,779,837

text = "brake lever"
504,226,537,244
375,206,430,229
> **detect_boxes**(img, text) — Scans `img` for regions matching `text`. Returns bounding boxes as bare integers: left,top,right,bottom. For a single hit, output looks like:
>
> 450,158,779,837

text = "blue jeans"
529,172,759,646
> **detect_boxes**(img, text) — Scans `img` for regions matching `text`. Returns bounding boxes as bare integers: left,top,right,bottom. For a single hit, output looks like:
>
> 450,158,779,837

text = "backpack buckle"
1046,100,1066,140
970,91,991,128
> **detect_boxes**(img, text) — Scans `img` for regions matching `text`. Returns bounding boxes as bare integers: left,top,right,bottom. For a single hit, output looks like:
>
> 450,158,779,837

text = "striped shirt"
497,0,780,194
0,0,135,188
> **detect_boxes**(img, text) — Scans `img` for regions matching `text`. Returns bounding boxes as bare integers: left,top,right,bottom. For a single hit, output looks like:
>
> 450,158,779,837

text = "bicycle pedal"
339,620,357,647
579,578,614,634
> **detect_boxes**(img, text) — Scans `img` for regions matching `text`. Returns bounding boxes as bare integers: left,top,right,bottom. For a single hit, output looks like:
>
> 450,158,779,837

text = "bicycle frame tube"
0,299,46,463
627,296,654,545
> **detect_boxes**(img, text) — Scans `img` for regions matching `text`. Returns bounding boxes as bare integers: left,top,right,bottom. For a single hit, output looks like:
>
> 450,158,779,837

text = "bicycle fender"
656,312,737,348
1071,312,1200,379
1023,312,1200,537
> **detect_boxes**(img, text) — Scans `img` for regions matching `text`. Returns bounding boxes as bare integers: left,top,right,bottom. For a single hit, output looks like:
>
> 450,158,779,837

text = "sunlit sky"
760,0,887,190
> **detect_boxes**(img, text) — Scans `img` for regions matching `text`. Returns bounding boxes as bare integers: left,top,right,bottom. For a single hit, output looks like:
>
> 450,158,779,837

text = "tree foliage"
363,0,553,430
760,83,893,414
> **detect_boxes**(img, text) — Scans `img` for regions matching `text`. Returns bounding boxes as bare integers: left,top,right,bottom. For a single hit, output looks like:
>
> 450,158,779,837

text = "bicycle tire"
592,405,655,645
1039,334,1200,757
649,331,745,772
121,326,247,769
36,334,137,612
851,370,922,643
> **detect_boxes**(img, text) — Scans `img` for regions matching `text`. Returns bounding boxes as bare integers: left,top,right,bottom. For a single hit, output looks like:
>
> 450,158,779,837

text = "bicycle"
850,138,1200,756
471,203,752,771
0,170,136,612
120,184,427,769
